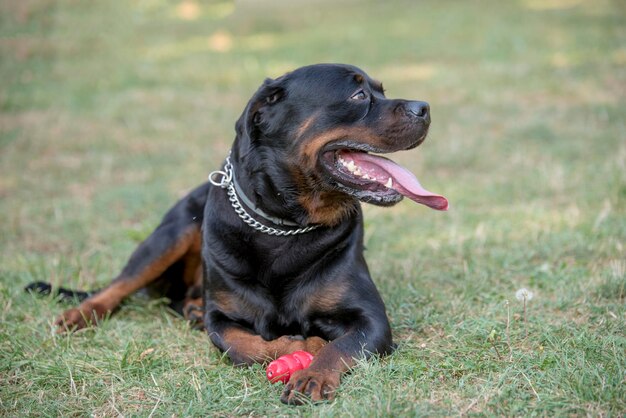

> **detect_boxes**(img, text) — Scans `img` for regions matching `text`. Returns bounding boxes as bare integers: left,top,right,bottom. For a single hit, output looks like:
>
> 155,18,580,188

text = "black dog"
27,64,447,404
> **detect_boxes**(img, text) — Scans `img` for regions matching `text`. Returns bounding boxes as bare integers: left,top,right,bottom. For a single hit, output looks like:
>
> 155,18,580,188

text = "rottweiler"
27,63,448,404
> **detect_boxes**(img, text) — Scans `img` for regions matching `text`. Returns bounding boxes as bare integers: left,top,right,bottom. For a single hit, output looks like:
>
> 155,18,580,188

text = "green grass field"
1,0,625,415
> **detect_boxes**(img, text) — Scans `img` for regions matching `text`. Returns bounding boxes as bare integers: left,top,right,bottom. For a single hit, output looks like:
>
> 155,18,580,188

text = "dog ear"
235,78,286,142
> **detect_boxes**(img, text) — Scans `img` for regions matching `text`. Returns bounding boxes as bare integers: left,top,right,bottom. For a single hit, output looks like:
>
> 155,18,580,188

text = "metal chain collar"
208,155,319,236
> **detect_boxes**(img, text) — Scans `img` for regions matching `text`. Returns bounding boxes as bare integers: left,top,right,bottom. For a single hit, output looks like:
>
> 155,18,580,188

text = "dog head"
232,64,447,226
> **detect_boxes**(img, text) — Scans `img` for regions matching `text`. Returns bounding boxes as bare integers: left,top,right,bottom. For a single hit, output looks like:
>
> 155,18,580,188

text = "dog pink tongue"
346,151,449,211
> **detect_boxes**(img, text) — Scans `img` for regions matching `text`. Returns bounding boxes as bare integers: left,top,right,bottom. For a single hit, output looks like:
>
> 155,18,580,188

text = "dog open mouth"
321,147,448,210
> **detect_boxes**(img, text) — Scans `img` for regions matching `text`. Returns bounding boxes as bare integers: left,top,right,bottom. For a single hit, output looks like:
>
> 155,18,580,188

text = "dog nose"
406,101,430,121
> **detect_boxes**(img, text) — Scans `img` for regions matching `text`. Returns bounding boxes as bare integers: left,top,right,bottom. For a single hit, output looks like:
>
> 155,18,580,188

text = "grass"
1,0,625,415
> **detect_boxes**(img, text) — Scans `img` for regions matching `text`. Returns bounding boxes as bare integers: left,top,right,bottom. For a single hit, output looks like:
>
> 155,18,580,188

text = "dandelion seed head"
515,288,534,301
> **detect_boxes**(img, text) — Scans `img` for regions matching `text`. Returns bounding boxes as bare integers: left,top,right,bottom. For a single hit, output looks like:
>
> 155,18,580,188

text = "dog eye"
350,90,368,101
266,93,280,104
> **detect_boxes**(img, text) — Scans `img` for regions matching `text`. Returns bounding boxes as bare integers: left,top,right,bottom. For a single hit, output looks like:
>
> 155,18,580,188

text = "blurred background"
1,0,624,415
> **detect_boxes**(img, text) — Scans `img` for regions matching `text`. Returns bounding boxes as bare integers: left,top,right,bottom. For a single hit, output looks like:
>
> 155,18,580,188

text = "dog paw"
182,302,204,330
54,302,108,332
280,369,340,405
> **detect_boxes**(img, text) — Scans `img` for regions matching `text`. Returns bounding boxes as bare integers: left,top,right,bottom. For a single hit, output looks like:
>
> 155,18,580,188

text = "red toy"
266,350,314,384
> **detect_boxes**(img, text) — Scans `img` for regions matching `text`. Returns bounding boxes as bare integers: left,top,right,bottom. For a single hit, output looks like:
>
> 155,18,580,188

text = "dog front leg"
206,319,327,366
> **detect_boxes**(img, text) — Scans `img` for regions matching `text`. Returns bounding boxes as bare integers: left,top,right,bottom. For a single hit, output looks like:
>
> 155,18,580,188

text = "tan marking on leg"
182,232,202,287
221,328,327,365
56,227,199,331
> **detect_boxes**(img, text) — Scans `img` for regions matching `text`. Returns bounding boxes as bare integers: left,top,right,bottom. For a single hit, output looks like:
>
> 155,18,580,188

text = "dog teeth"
385,177,393,188
340,158,372,180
